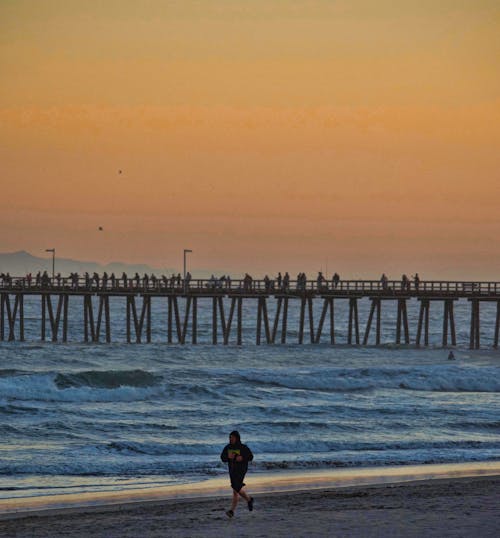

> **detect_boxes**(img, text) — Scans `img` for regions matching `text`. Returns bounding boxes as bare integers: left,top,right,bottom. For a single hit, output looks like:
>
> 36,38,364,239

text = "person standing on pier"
380,273,388,291
184,271,192,292
402,274,409,291
413,273,420,291
317,271,326,290
283,272,290,291
264,274,271,292
220,431,254,518
332,272,340,288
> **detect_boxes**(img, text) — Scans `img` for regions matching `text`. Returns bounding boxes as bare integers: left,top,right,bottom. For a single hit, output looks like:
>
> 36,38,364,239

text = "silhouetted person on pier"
26,273,32,288
414,273,420,291
297,272,307,291
176,273,182,287
220,431,254,519
134,272,140,288
277,272,282,290
110,273,116,289
122,272,128,289
264,275,271,292
85,272,90,289
143,273,149,289
93,272,100,289
380,273,388,291
402,274,409,291
41,271,50,288
151,274,157,289
332,272,340,289
185,271,192,291
36,271,41,287
283,272,290,291
317,271,326,290
102,272,108,290
243,273,253,292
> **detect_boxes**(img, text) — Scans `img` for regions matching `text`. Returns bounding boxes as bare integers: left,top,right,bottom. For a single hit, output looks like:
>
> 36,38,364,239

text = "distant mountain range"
0,250,176,277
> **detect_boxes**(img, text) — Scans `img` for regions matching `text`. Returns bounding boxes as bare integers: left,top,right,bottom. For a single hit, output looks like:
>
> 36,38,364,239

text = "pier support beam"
281,297,289,344
237,297,243,345
298,296,315,344
271,297,282,344
192,297,198,344
442,299,457,347
396,299,410,345
315,297,335,344
363,298,381,345
469,299,480,349
181,296,192,344
494,301,500,349
83,295,95,343
126,295,151,343
416,299,430,347
348,298,360,345
212,297,217,344
256,297,271,345
44,294,68,342
1,293,24,342
224,297,236,345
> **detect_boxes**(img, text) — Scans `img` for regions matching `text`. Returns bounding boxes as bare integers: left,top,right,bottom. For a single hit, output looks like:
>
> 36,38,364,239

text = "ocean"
1,296,499,500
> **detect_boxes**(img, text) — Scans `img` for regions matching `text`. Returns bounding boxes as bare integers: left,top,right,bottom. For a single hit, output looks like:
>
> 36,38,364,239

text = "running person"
220,431,254,518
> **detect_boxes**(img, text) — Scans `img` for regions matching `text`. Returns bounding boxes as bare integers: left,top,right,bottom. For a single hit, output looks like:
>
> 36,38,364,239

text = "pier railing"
1,277,500,296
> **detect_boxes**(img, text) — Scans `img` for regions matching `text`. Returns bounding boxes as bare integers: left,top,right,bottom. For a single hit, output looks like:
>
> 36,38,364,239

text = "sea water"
0,296,499,499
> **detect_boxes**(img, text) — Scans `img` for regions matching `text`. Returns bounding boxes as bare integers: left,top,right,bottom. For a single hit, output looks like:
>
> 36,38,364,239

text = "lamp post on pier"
183,249,192,292
45,248,56,283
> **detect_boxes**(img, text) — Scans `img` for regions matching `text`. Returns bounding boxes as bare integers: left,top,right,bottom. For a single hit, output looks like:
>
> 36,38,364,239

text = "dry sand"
1,475,499,537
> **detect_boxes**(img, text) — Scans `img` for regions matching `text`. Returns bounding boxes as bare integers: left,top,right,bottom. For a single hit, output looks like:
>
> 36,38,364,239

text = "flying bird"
98,226,103,231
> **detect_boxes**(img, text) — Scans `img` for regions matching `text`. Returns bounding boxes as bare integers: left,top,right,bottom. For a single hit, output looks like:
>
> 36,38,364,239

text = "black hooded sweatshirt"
220,441,254,476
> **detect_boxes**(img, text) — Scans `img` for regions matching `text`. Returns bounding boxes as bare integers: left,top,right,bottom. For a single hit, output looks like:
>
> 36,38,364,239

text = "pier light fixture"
45,248,56,282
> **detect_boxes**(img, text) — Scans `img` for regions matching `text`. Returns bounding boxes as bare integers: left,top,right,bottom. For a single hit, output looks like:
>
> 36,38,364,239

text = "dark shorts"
229,471,246,492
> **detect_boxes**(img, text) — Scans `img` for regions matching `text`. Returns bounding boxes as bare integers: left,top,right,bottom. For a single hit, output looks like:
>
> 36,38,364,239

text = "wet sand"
1,475,499,537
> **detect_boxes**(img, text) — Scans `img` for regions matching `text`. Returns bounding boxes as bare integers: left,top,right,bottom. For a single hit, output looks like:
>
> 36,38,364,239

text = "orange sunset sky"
1,1,499,278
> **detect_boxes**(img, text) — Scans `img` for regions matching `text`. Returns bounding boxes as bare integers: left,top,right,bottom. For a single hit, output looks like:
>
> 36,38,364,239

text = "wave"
0,370,164,403
3,446,500,479
54,370,162,389
100,438,500,458
235,365,500,393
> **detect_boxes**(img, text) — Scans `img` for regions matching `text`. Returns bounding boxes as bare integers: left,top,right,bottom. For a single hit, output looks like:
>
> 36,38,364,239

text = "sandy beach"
1,474,499,537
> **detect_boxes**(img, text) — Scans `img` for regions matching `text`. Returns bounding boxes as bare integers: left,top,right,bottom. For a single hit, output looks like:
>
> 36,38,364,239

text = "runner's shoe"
248,497,254,511
226,509,234,518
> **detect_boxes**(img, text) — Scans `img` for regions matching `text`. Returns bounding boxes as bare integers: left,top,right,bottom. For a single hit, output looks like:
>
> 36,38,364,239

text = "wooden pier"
1,278,500,348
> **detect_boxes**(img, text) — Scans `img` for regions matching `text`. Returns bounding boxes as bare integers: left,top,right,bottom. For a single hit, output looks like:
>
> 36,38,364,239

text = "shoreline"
1,474,499,537
2,460,499,520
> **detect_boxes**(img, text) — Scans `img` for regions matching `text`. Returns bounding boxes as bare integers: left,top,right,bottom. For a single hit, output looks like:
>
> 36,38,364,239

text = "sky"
1,1,499,278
